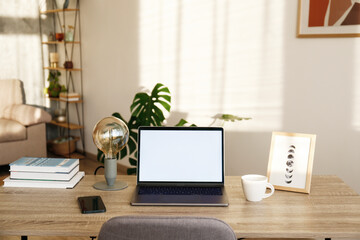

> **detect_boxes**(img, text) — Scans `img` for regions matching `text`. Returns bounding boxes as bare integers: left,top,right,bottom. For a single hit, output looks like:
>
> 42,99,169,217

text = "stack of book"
59,92,81,102
3,157,85,189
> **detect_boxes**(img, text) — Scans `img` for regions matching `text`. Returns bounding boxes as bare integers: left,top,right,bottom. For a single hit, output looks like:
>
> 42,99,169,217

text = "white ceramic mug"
241,174,275,202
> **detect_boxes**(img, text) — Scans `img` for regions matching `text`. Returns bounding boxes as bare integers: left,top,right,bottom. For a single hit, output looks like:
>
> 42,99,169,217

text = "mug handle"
263,182,275,199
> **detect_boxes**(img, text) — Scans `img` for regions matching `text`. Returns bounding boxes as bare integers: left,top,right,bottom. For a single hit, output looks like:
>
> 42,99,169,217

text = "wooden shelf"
42,41,81,44
50,120,83,130
48,97,83,103
44,67,81,71
40,8,79,14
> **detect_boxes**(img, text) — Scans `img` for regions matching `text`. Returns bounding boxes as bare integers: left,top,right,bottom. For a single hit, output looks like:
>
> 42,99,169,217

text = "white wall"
80,0,360,193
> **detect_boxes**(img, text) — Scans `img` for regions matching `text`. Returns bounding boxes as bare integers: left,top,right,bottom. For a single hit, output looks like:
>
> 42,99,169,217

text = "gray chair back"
98,216,237,240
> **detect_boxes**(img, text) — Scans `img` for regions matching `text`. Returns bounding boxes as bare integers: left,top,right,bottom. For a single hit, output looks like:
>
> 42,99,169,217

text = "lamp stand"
93,158,128,191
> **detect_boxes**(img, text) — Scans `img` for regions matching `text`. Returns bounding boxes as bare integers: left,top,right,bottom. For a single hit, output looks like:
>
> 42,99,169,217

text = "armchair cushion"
0,119,26,143
3,104,52,126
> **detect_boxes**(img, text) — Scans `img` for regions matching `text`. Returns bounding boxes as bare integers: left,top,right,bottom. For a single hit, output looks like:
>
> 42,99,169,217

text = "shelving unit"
42,41,80,44
44,66,82,71
40,8,79,14
39,0,85,159
49,120,83,130
49,97,83,103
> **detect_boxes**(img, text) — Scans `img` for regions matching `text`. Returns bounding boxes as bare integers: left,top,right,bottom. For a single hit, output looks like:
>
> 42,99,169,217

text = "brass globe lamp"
92,117,129,191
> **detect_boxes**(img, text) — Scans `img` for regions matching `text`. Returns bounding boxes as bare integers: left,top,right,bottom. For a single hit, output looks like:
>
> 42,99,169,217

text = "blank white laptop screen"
138,128,223,183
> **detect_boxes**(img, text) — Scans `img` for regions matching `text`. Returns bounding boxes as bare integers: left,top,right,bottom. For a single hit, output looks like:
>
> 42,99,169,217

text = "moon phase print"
285,145,296,184
267,132,316,193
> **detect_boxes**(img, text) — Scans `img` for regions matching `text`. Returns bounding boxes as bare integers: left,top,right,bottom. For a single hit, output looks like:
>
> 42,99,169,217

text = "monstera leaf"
130,83,171,126
96,83,172,175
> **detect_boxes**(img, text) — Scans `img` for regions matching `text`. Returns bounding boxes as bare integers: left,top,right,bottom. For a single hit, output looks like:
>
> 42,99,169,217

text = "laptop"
131,126,228,206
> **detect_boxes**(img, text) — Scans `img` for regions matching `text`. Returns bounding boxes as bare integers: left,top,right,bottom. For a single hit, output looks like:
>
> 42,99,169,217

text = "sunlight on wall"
0,0,44,106
352,42,360,130
0,0,39,18
0,34,43,106
138,0,285,131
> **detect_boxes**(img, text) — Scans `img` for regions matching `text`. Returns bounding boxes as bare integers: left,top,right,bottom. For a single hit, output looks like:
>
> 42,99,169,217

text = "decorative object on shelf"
65,25,74,42
49,52,59,68
92,117,129,191
54,108,66,123
48,32,55,41
59,92,80,101
267,132,316,193
46,71,67,98
63,0,70,9
49,136,79,156
63,61,73,69
55,33,64,41
55,0,65,9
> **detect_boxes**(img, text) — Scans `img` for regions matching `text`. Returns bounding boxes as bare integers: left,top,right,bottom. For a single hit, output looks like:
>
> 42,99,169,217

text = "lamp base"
93,181,128,191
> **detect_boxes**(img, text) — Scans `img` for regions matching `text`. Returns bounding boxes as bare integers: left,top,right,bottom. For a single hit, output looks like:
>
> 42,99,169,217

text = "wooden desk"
0,175,359,239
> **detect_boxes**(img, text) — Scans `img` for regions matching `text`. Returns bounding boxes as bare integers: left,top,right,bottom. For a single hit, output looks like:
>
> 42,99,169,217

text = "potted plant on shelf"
46,70,67,98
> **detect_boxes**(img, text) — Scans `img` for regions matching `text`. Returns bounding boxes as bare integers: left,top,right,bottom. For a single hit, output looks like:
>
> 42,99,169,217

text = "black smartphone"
78,196,106,214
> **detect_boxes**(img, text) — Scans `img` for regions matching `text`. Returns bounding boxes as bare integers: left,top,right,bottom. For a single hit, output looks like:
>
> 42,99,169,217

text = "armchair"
0,79,51,165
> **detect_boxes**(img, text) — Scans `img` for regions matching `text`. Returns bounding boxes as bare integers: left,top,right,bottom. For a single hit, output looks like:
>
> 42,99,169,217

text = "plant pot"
48,86,61,97
49,136,79,156
64,61,73,69
55,33,64,41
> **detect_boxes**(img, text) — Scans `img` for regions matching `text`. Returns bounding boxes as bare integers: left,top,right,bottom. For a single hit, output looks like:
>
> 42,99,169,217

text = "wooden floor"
0,158,347,240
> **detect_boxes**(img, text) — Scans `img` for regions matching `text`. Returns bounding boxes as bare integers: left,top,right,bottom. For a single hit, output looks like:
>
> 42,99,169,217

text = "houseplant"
46,70,66,97
97,83,180,174
97,83,250,175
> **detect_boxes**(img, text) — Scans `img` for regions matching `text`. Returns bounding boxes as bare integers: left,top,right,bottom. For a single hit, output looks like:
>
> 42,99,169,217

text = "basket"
49,136,79,156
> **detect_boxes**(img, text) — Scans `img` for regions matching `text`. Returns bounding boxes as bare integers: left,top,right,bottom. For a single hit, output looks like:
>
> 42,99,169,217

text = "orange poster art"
308,0,329,27
329,0,352,26
342,3,360,26
298,0,360,37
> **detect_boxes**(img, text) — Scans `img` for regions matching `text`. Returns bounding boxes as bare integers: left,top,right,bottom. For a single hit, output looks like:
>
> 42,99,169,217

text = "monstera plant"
97,83,188,174
97,83,249,175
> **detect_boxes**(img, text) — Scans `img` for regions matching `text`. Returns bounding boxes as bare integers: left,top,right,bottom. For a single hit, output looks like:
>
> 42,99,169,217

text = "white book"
60,97,80,101
3,171,85,189
9,157,79,173
10,165,79,181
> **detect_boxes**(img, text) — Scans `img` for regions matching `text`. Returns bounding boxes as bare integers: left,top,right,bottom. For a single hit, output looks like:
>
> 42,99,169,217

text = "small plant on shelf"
46,70,67,98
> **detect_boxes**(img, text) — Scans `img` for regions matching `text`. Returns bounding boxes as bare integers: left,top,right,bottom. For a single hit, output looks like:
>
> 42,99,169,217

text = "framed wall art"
267,132,316,193
297,0,360,38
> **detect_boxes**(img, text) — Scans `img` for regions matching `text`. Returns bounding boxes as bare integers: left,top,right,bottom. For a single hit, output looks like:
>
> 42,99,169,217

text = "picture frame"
297,0,360,38
267,132,316,193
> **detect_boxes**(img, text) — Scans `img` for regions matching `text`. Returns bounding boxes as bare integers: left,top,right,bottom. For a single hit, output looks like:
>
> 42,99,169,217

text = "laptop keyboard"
138,186,223,195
